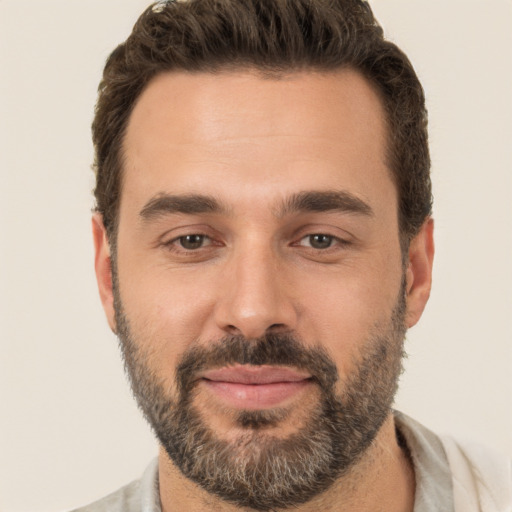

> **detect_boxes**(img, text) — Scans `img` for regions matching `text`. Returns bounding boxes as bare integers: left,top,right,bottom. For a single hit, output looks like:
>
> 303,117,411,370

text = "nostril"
267,323,287,333
222,322,288,339
226,324,241,335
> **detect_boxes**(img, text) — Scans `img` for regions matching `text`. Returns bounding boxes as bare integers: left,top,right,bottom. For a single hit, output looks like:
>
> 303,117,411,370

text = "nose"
213,242,298,339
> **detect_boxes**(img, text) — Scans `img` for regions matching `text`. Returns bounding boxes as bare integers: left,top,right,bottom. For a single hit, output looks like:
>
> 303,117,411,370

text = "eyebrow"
139,190,373,222
277,190,373,218
140,193,227,221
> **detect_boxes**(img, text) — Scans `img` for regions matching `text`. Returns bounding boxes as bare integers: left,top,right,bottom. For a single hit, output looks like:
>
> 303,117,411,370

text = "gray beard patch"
113,284,406,511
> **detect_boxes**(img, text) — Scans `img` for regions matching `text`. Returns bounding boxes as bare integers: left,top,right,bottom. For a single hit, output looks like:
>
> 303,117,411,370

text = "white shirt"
70,411,512,512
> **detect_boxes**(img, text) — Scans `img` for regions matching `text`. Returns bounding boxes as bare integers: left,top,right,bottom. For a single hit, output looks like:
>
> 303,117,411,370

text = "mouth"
199,365,313,410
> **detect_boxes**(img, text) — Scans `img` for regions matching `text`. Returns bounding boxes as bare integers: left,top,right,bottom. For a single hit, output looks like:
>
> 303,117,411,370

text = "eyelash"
164,234,215,253
296,234,347,250
162,232,350,256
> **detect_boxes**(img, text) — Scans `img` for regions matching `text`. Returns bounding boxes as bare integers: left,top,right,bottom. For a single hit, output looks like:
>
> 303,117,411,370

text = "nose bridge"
215,236,296,338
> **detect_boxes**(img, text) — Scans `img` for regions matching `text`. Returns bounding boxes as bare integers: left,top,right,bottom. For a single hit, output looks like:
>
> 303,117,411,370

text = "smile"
200,365,313,409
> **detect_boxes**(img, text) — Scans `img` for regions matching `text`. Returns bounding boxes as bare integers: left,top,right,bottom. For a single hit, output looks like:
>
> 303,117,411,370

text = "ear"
92,213,117,332
405,218,435,328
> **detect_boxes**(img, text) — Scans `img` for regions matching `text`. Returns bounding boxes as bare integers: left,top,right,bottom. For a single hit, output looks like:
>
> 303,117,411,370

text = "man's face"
93,69,433,510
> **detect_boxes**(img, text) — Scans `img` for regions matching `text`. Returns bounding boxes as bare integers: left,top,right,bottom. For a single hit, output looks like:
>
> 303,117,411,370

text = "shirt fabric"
70,411,510,512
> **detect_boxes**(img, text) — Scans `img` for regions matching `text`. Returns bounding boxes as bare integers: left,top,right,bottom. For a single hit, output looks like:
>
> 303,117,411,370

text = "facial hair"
113,283,407,511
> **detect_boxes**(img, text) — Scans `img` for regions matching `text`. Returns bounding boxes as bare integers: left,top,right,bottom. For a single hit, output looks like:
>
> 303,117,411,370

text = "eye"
177,234,211,250
302,234,335,249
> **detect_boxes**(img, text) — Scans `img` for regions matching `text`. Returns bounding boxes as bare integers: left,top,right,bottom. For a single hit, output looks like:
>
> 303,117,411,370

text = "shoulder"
395,410,512,512
440,436,512,512
68,458,160,512
69,479,142,512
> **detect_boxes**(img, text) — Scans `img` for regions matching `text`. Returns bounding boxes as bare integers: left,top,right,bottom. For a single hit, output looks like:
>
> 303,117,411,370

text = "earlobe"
92,214,117,332
405,218,435,328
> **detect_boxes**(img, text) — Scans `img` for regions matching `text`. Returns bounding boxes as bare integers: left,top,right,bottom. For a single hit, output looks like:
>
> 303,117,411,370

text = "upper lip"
200,365,312,385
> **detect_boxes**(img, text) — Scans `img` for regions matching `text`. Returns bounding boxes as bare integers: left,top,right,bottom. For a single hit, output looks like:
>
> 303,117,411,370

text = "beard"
113,282,407,511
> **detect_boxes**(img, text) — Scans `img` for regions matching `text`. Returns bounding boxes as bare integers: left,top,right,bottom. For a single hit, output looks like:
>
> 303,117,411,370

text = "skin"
93,69,434,511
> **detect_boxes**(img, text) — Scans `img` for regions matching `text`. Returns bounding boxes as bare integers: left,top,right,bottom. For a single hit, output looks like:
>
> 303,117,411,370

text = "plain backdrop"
1,1,511,511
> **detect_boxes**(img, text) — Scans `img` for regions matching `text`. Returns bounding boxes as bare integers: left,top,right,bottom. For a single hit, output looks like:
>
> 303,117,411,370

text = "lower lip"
202,379,312,410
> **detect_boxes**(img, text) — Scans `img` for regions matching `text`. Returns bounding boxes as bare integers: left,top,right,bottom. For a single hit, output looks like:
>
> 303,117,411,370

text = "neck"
158,413,415,512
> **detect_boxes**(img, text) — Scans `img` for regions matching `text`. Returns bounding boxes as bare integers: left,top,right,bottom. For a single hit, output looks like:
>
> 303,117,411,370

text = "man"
75,0,511,511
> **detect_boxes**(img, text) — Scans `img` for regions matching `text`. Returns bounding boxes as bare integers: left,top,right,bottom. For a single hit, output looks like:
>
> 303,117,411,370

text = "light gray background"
1,1,511,511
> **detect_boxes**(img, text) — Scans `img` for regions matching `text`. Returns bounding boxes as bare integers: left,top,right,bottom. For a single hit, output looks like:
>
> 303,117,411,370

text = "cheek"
115,256,220,377
122,275,214,333
295,257,403,373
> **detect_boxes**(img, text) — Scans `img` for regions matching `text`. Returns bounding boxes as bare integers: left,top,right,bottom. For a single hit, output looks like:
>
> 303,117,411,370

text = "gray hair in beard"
113,280,407,511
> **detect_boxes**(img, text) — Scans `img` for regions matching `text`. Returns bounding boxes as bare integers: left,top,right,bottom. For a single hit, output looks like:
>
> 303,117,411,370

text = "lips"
200,365,313,409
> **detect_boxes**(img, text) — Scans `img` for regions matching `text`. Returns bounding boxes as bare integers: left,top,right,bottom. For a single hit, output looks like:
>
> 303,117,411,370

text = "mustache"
175,333,339,395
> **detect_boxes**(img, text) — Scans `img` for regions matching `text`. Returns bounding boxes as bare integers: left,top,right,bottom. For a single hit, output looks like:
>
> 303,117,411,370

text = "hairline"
103,64,408,252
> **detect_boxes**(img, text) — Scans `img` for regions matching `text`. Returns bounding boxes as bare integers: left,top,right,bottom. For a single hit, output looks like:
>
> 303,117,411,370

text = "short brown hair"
92,0,431,245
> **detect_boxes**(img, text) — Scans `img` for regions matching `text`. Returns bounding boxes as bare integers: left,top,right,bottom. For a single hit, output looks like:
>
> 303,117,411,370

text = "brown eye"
308,234,334,249
178,234,208,250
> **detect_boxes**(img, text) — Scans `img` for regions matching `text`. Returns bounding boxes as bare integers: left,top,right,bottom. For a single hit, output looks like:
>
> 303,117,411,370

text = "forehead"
125,68,388,149
121,69,395,218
